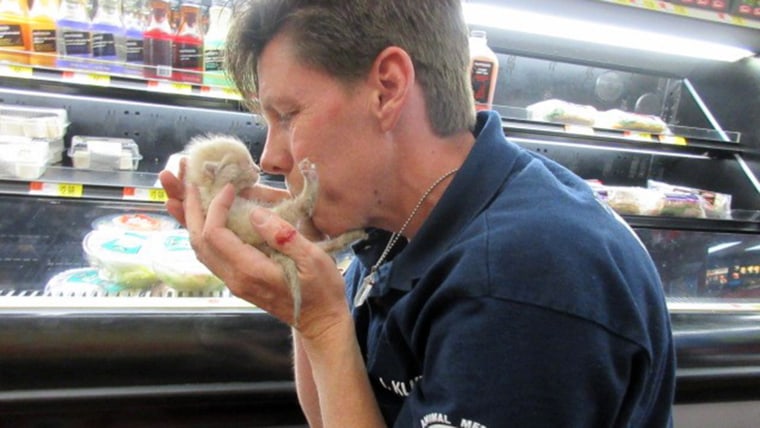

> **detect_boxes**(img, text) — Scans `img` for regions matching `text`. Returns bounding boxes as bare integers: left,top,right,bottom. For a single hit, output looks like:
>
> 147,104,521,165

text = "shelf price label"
658,135,687,146
641,0,657,10
61,71,111,86
623,130,653,141
564,124,595,136
199,85,241,99
671,4,688,16
147,80,193,94
0,64,33,77
29,181,84,198
123,187,168,202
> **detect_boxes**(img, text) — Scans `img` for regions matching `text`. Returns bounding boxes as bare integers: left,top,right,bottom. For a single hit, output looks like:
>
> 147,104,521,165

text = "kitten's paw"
298,159,318,183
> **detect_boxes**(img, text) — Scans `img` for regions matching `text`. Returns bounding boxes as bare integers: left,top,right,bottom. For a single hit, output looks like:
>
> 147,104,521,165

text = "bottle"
56,0,92,70
91,0,125,73
0,0,31,65
171,0,201,83
28,0,59,67
468,30,499,112
122,0,144,76
202,0,230,87
143,0,172,79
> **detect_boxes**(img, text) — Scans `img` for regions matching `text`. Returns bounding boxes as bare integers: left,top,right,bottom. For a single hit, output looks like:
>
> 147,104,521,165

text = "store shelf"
0,167,167,203
598,0,760,29
624,214,760,233
0,61,241,102
498,108,751,160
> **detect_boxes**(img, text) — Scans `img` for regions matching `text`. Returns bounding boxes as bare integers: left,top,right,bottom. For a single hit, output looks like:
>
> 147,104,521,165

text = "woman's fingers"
159,158,189,226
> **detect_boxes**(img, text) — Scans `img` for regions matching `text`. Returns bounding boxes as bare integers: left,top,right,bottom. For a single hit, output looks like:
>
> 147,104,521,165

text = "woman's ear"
368,46,415,132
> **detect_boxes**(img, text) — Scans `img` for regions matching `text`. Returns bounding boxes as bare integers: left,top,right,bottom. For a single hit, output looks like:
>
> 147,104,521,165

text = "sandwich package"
526,99,598,126
594,109,669,134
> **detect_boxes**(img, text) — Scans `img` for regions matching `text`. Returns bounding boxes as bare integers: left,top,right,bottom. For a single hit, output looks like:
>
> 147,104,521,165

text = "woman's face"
256,33,382,237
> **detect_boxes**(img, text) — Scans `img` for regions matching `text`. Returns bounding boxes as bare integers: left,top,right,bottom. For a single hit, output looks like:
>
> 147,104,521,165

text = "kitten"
185,134,366,323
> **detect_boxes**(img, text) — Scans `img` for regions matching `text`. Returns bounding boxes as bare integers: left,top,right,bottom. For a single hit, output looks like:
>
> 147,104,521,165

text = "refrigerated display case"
1,0,760,426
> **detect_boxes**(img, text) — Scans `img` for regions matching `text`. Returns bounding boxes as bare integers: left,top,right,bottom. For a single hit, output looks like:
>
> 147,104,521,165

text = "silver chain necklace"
353,167,460,307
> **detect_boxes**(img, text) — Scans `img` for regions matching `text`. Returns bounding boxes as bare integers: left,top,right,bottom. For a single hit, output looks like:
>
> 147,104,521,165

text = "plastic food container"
83,229,158,289
45,268,114,296
151,230,225,292
92,213,180,233
0,105,69,139
526,99,598,126
68,136,142,171
0,136,52,179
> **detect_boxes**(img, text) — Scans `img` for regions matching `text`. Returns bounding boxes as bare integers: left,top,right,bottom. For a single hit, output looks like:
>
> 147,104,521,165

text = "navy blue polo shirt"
345,111,676,427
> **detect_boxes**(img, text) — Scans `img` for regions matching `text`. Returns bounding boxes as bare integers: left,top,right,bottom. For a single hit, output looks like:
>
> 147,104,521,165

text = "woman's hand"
183,182,350,334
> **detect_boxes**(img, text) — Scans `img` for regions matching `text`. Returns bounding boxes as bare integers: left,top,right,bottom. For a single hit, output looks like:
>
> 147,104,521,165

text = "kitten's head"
185,134,261,194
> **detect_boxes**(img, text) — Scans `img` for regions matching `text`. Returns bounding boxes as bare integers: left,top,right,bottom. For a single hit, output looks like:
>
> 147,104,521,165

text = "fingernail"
250,206,273,227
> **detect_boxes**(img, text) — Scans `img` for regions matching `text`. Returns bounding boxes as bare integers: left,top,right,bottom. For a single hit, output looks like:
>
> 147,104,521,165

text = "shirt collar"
354,110,519,296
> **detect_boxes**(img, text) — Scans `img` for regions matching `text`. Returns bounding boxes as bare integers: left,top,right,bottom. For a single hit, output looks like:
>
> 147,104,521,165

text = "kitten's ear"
203,160,219,177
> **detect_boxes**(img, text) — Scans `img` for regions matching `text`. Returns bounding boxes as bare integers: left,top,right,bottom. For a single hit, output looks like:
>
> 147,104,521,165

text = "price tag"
0,64,33,77
672,5,688,15
200,85,241,99
61,71,111,86
123,187,168,202
29,181,84,198
564,124,595,136
729,15,746,26
147,80,193,94
623,131,653,141
658,135,687,146
642,0,656,10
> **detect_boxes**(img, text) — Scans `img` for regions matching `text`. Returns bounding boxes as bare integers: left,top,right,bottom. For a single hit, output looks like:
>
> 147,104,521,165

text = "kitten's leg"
318,230,368,254
273,159,318,223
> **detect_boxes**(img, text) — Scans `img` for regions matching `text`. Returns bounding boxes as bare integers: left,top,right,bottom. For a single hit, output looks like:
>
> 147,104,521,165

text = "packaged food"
45,268,110,296
0,105,69,139
0,136,52,179
526,99,598,126
151,230,225,292
648,180,729,219
92,213,180,233
602,186,664,216
659,192,706,219
83,229,159,289
68,136,143,171
595,109,669,134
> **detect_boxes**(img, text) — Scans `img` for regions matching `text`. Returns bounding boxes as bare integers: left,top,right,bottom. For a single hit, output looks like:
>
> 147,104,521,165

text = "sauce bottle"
202,0,231,87
0,0,31,65
56,0,92,70
143,0,172,79
91,0,125,73
171,0,201,83
468,30,499,111
122,0,144,76
28,0,59,67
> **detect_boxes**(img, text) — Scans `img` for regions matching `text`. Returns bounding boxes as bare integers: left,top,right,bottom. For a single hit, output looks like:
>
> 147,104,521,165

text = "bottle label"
471,59,495,106
126,38,144,62
204,48,223,72
0,24,25,48
32,29,57,53
174,42,202,69
62,30,92,56
92,32,117,58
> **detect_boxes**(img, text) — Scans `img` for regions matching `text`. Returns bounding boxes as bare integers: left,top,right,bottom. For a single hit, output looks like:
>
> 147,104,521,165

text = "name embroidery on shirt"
378,375,422,397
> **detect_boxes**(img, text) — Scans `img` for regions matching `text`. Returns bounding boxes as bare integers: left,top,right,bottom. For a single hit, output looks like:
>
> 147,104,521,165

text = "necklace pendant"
354,270,377,307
